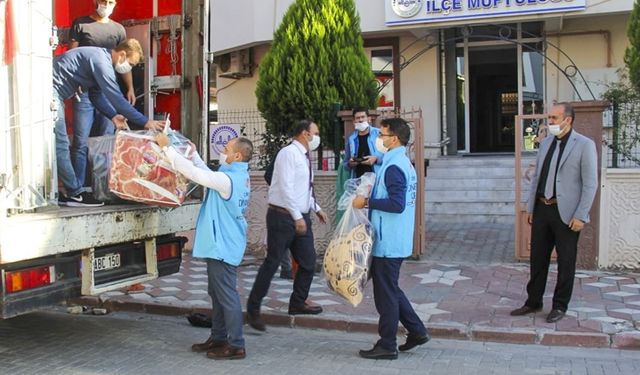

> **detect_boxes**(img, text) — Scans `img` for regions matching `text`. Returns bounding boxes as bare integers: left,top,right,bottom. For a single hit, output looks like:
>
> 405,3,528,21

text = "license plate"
94,253,121,272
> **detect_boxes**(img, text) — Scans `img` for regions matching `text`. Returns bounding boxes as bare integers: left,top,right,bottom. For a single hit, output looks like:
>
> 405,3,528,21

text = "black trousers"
371,257,427,351
247,208,316,313
525,202,580,312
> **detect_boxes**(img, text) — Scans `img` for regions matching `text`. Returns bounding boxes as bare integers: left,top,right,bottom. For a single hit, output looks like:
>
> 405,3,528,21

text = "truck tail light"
4,266,55,294
156,242,180,261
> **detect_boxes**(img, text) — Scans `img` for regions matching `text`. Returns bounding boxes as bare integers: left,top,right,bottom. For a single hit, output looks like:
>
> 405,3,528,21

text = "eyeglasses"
378,134,395,138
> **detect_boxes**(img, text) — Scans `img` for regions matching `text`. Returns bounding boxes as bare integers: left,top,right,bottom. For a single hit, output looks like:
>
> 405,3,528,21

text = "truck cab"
0,0,209,318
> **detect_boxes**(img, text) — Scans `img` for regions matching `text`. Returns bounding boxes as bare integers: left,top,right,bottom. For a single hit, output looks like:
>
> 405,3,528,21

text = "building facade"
210,0,633,158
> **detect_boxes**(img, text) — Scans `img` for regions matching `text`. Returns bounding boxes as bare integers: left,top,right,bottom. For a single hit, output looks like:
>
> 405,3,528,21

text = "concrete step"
426,178,515,190
425,190,522,202
428,156,536,168
424,213,515,224
426,201,515,216
427,167,517,179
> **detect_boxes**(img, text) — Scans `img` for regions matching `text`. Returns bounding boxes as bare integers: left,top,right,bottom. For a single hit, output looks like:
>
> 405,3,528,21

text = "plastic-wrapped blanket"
323,173,375,307
108,130,194,207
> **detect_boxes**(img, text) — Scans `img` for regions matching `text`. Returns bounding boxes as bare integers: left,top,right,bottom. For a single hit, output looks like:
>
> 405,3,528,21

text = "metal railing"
604,101,640,168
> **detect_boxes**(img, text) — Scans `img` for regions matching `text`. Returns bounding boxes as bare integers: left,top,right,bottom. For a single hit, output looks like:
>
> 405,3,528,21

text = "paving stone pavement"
1,311,639,375
87,252,640,350
425,221,516,264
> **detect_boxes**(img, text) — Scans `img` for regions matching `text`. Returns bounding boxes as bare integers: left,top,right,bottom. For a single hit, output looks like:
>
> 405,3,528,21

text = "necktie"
544,140,561,199
305,151,316,207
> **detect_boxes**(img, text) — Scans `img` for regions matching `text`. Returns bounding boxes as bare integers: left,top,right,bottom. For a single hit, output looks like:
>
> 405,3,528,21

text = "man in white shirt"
246,120,329,331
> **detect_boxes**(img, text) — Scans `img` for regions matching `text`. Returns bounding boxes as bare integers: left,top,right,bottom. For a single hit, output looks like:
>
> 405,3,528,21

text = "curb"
70,297,640,350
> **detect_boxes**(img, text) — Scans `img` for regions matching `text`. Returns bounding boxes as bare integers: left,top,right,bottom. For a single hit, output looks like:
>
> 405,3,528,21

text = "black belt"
268,204,309,216
538,197,558,205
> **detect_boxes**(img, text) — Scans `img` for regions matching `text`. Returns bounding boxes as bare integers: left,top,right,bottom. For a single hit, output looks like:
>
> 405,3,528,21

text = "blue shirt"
53,46,148,126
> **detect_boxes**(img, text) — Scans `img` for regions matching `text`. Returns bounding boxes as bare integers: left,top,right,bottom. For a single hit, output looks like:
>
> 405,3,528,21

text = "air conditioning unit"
217,49,252,79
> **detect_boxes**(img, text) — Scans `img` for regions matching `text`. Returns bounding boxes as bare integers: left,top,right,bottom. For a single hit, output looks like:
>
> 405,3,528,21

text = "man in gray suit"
511,102,598,323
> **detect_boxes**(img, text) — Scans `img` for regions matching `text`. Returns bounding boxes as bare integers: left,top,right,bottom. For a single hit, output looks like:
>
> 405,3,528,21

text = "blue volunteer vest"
192,162,250,266
347,126,383,178
370,146,417,258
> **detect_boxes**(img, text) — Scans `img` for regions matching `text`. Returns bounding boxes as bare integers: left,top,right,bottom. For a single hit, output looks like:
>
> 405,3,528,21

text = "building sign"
209,124,241,160
386,0,586,26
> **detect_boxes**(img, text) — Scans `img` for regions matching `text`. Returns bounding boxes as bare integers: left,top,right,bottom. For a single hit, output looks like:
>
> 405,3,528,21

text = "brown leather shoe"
191,337,227,353
206,344,246,360
510,305,542,316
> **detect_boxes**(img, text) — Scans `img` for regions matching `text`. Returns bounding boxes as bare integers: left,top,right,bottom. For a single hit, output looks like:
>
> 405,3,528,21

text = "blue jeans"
71,92,114,186
207,259,245,349
54,94,84,197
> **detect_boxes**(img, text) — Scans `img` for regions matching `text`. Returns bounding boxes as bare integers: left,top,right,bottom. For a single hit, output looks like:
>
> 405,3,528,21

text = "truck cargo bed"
0,201,200,264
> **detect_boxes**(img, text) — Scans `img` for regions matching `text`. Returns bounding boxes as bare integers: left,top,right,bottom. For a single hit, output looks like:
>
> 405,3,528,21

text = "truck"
0,0,210,318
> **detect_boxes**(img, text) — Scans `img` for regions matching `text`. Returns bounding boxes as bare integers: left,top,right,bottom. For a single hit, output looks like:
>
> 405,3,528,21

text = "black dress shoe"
546,309,566,323
246,310,266,332
191,337,227,352
510,305,542,316
359,344,398,360
288,303,322,315
398,332,430,351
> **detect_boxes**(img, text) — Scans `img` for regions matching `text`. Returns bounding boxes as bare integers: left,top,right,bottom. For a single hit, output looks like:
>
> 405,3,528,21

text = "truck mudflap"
1,235,186,319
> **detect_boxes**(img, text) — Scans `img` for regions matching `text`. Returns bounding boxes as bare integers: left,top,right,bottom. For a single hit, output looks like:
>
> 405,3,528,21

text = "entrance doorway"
448,23,545,154
468,46,517,152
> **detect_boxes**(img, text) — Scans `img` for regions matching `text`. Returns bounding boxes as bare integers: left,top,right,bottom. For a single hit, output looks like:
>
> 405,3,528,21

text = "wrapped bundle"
108,130,194,207
323,172,375,307
87,134,122,203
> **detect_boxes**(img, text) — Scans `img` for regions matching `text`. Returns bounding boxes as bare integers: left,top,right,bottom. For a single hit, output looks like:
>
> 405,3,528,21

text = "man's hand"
352,195,367,209
568,218,585,232
315,210,328,224
347,158,359,168
111,114,129,130
126,89,136,105
526,213,533,225
144,120,166,131
294,218,307,235
362,156,377,166
155,133,170,148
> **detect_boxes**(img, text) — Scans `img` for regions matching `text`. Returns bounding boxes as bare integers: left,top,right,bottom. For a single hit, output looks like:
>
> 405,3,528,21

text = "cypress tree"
256,0,377,154
626,0,640,92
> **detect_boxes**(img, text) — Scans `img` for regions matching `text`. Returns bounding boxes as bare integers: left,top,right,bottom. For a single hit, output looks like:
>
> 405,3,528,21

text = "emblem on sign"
391,0,423,18
210,125,239,156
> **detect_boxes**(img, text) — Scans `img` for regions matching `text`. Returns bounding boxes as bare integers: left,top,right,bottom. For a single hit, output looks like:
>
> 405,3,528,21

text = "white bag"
323,172,375,307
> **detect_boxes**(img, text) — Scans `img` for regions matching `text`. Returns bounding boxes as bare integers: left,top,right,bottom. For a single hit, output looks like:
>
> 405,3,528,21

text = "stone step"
425,190,529,202
426,201,515,216
427,167,517,179
424,213,515,224
426,178,516,190
428,156,537,168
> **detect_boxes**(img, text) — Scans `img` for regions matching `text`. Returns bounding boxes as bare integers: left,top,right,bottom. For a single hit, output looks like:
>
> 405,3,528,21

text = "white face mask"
115,57,132,74
355,121,369,132
96,4,114,18
375,137,389,153
548,124,561,136
219,153,230,166
308,135,321,151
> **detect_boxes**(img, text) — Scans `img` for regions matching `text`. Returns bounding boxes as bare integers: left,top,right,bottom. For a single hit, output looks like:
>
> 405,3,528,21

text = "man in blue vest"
156,133,253,360
353,118,429,360
344,107,383,178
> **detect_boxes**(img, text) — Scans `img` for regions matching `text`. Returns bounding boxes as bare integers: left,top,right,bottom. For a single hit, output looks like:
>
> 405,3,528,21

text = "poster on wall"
209,124,241,160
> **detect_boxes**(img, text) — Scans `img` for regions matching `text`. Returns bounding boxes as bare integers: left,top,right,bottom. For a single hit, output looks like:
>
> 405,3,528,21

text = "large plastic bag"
108,129,195,207
323,172,375,307
87,134,123,203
